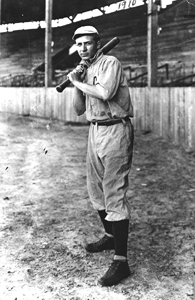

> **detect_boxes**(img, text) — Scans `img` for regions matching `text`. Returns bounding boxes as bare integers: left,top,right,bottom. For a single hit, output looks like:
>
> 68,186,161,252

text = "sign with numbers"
117,0,144,11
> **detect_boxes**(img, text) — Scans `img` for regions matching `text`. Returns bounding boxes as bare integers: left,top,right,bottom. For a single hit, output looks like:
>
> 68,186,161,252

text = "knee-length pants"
87,119,134,222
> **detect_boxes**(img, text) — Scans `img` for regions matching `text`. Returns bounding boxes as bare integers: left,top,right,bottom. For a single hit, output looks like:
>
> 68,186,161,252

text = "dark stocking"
98,210,113,235
112,219,129,257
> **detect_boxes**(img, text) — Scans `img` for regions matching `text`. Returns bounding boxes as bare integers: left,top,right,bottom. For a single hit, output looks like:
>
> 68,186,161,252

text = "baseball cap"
72,26,99,40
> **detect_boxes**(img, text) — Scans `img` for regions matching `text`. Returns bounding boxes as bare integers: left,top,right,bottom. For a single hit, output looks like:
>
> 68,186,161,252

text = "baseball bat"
56,37,120,93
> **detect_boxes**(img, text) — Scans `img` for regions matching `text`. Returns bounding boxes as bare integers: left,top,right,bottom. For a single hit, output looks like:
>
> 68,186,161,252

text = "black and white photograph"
0,0,195,299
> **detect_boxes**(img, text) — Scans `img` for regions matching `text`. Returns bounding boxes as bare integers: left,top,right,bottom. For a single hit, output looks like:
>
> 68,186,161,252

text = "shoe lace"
106,261,120,277
96,235,110,246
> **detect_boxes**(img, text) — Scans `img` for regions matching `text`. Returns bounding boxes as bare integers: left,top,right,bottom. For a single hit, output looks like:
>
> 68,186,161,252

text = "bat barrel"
102,37,120,54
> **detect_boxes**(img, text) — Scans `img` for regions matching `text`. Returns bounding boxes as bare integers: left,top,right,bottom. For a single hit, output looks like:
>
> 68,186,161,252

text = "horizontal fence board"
0,87,195,149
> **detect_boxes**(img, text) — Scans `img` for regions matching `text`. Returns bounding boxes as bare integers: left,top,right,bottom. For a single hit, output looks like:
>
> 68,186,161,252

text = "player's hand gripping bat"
56,37,120,93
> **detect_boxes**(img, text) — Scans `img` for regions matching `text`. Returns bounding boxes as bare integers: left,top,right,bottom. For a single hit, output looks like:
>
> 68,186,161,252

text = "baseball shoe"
85,234,115,253
98,260,130,286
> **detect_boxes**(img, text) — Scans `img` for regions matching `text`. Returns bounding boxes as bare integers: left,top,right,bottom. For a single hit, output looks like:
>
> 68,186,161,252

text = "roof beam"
98,8,106,14
68,14,78,23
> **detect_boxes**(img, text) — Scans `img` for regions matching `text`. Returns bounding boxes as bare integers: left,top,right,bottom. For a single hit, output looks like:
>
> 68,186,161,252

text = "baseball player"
67,25,134,286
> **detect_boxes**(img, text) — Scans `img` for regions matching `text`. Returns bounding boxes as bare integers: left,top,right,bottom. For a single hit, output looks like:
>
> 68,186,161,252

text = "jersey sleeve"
95,57,122,100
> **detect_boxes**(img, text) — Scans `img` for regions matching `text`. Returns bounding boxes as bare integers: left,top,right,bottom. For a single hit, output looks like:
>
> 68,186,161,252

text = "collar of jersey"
81,50,103,68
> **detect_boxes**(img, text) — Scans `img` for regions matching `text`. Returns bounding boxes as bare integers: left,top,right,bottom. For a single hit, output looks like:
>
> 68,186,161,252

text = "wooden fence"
0,87,87,124
0,87,194,149
131,87,195,149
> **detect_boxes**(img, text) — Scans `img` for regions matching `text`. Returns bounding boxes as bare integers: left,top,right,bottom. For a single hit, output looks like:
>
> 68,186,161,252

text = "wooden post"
147,0,158,87
0,0,2,57
193,256,195,300
45,0,53,87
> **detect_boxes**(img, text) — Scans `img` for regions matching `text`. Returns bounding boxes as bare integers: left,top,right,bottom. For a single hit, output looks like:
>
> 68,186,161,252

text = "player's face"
75,35,100,60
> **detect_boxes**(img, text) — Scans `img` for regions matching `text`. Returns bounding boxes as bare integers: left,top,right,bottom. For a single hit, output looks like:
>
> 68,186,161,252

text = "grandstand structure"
0,0,195,149
0,0,195,87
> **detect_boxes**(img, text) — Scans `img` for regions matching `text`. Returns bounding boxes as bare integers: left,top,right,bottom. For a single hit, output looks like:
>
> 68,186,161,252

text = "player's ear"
97,41,101,49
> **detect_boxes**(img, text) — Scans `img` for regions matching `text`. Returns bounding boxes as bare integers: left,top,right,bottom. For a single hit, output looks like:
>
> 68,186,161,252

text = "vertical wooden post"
0,0,2,57
193,256,195,300
147,0,158,87
45,0,53,87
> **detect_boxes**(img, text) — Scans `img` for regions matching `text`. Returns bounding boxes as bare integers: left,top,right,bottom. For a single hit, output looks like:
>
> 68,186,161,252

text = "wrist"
74,80,83,88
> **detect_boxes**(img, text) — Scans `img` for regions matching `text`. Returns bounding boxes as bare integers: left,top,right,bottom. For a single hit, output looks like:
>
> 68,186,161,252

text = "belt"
91,116,130,126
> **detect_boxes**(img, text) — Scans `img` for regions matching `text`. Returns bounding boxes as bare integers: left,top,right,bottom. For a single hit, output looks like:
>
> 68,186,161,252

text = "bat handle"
56,64,86,93
56,78,71,93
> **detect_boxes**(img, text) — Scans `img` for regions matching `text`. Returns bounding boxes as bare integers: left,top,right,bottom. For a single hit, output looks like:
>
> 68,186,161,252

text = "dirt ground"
0,112,195,300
